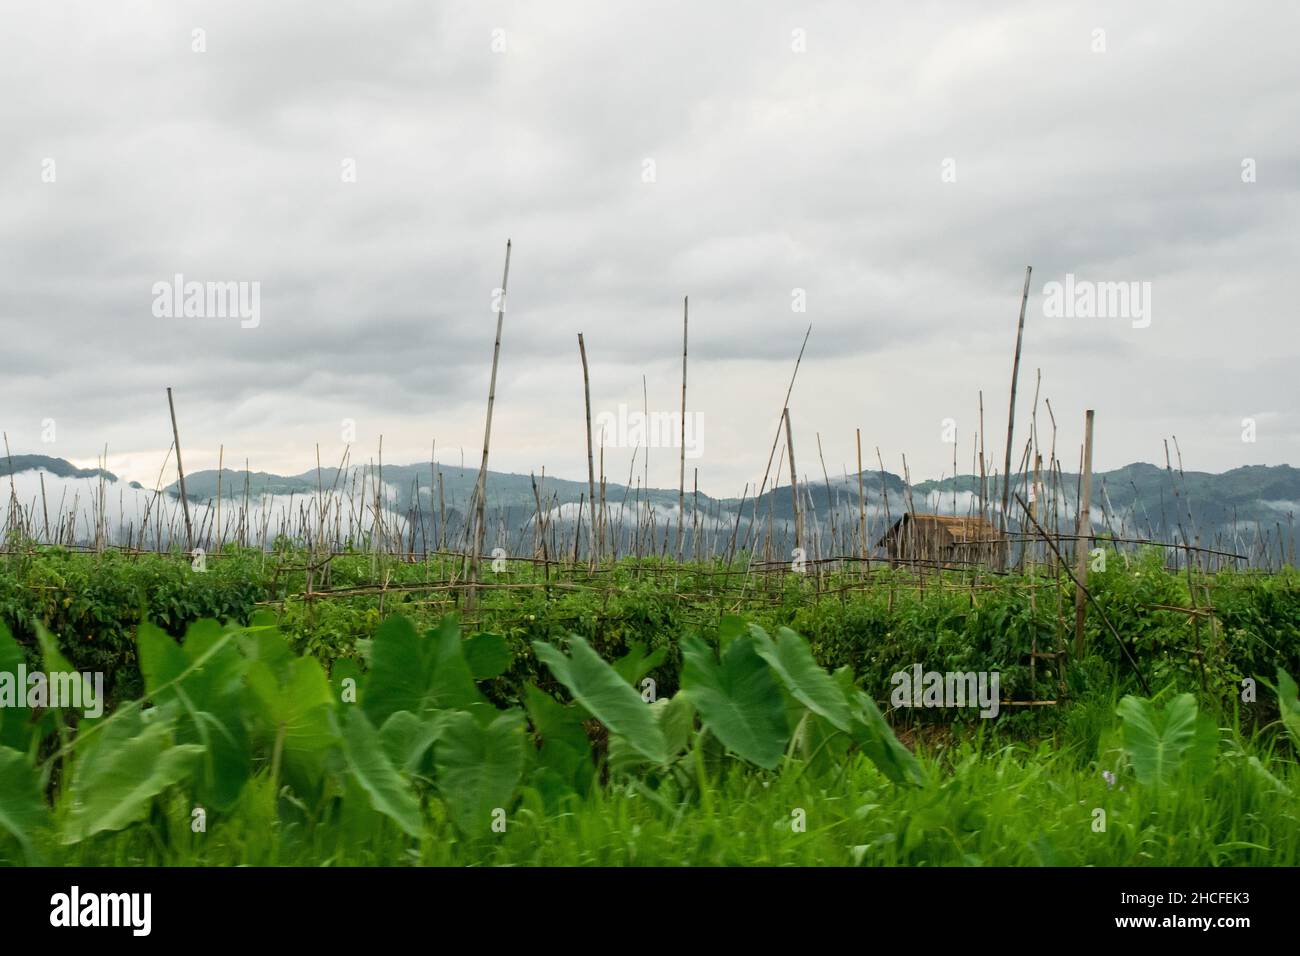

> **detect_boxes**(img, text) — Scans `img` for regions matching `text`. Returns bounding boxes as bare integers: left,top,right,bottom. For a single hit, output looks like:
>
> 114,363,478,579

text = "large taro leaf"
828,666,922,786
609,694,697,778
0,746,47,861
523,684,594,797
247,655,337,796
533,635,667,765
795,711,852,778
847,689,925,786
749,623,853,731
236,621,296,679
364,615,487,727
462,632,512,681
137,619,251,810
434,708,526,837
1118,693,1217,788
378,710,445,774
62,709,204,843
611,641,668,688
340,708,424,838
679,632,787,769
0,624,34,751
654,693,696,758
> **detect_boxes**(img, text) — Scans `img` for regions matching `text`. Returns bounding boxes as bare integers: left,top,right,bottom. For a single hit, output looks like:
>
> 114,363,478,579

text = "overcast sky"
2,0,1297,495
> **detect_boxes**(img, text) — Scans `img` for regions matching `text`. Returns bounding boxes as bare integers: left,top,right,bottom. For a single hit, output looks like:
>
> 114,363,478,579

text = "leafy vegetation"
2,546,1297,715
0,602,1298,866
1,544,1297,866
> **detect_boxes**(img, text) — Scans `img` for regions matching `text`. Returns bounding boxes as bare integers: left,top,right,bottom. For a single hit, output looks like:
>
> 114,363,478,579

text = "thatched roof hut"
875,513,1005,568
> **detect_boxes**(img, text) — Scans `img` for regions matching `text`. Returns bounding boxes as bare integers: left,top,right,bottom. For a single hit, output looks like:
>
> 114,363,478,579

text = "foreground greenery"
2,605,1299,867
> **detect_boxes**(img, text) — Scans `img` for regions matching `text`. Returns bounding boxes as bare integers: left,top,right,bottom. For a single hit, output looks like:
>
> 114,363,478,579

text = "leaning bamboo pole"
578,332,598,568
1000,266,1033,547
465,239,512,609
166,387,194,552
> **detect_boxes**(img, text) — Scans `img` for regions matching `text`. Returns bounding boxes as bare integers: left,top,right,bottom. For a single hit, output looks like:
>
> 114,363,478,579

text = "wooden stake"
1074,408,1095,656
166,387,193,552
783,407,802,550
578,332,597,568
856,428,867,571
1000,266,1032,545
466,239,512,608
677,296,688,563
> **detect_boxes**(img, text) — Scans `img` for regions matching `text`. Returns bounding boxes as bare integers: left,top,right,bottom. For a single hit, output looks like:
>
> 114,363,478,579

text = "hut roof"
875,513,1001,549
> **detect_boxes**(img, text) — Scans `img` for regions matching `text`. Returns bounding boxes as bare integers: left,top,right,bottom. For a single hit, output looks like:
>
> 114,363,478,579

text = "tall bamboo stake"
466,239,512,608
578,332,597,568
1000,266,1033,544
856,428,867,570
1074,409,1095,656
784,407,802,551
166,387,193,552
677,296,688,563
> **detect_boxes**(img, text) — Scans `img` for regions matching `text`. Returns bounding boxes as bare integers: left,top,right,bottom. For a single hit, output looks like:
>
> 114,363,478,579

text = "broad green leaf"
62,710,204,843
848,690,925,786
138,619,250,810
654,693,696,758
379,710,444,773
1118,693,1215,788
717,615,748,654
679,633,787,769
0,624,34,750
247,657,336,753
607,732,651,778
137,621,189,695
523,685,593,796
236,625,296,681
611,641,668,688
749,624,853,731
610,695,697,776
414,617,487,713
364,615,486,726
463,632,511,681
831,666,923,786
1275,668,1300,746
434,709,526,837
340,708,423,838
796,711,853,778
247,655,337,797
533,635,667,764
0,746,47,860
359,615,425,723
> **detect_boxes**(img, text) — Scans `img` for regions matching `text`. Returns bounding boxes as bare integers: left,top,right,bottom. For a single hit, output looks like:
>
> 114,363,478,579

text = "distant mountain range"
5,454,1297,555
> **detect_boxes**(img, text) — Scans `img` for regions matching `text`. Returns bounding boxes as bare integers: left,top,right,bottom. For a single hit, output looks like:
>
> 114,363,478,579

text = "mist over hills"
4,454,1297,552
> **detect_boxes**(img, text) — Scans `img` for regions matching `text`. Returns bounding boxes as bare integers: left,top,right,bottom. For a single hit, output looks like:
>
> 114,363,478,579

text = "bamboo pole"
856,429,867,571
578,332,597,568
466,239,512,608
1000,266,1033,547
784,407,802,551
166,387,194,552
744,325,812,554
1074,409,1095,656
677,296,688,563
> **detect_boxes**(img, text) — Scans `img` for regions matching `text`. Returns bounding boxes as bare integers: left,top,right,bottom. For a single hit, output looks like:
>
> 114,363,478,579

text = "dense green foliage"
1,605,1298,867
1,547,1296,721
